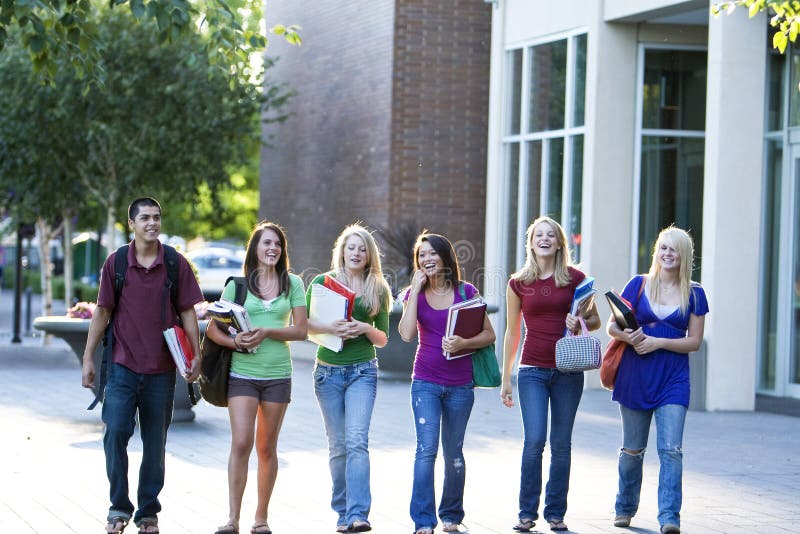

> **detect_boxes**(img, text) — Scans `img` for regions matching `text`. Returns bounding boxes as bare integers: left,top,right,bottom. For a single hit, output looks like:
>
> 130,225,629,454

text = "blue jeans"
409,379,474,530
615,403,687,528
102,363,175,523
313,360,378,527
516,367,584,522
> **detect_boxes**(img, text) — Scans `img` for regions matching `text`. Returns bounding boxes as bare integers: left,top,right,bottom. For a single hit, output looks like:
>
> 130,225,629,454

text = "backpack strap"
161,244,180,326
88,243,187,410
227,275,247,305
88,244,129,410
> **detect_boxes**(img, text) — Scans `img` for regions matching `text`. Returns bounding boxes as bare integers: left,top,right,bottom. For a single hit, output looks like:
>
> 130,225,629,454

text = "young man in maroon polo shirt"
81,197,204,534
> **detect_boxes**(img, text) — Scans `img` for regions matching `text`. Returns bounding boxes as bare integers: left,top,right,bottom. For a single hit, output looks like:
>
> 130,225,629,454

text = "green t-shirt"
305,273,390,365
224,272,306,379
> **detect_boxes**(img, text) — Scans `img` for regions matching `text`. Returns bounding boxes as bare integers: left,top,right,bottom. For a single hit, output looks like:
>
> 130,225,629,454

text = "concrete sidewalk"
0,289,798,533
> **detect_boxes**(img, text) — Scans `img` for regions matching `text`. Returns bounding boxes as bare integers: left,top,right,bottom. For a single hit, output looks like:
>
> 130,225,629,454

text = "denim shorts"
227,375,292,403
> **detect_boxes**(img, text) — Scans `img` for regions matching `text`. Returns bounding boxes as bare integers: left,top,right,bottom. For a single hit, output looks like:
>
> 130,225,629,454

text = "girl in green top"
208,221,307,534
306,224,392,533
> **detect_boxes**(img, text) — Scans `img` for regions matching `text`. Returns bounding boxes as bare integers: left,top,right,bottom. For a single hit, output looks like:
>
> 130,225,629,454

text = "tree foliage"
0,7,292,308
713,1,800,53
0,0,301,81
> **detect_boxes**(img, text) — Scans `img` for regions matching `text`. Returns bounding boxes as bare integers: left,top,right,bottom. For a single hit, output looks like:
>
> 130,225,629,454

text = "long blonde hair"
330,224,391,316
511,216,573,287
647,226,694,314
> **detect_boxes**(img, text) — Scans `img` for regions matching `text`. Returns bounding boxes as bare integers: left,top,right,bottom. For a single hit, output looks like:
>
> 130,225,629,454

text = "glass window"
792,157,800,385
506,49,523,135
546,137,564,221
503,34,586,278
529,39,567,132
526,141,542,222
788,50,800,127
767,50,785,132
642,49,707,131
573,34,587,127
569,135,584,261
637,136,705,280
760,140,782,390
505,143,520,275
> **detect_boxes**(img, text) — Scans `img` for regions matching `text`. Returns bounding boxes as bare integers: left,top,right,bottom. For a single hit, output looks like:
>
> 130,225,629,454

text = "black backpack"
198,276,247,407
88,243,195,409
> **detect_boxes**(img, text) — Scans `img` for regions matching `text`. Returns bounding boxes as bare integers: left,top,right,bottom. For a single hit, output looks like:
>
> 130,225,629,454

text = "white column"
581,19,639,387
702,6,767,410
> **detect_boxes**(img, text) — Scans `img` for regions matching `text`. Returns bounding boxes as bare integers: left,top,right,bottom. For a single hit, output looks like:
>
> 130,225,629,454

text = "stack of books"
163,325,194,375
570,276,597,315
206,299,254,336
206,299,255,352
308,275,357,352
444,297,487,359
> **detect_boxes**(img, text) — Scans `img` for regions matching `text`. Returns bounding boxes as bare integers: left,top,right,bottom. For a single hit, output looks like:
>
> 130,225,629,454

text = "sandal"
106,516,129,533
350,519,372,532
613,515,631,527
414,529,434,534
136,517,159,534
250,523,272,534
215,523,239,533
513,518,535,532
442,522,464,532
336,525,349,533
548,519,568,531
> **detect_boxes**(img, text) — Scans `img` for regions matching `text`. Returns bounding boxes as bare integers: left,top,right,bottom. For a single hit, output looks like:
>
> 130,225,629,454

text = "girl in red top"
500,216,600,533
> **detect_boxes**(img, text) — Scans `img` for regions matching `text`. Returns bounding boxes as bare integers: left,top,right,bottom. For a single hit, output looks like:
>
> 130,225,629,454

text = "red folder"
444,298,487,359
323,275,356,320
174,326,195,368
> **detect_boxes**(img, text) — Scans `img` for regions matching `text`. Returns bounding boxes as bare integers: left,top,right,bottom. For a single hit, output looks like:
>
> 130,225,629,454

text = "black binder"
605,290,639,331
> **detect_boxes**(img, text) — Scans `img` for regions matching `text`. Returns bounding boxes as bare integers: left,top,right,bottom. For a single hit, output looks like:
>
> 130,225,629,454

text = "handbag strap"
457,282,466,301
567,316,589,337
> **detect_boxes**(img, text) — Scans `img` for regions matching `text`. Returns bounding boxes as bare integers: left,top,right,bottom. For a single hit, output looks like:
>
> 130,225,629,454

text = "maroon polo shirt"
510,266,586,368
96,240,204,374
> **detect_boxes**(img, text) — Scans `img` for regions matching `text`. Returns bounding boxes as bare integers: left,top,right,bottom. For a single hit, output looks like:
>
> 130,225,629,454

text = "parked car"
185,248,244,300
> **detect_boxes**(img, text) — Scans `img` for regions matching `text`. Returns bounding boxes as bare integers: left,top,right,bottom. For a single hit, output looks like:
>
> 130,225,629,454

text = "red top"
97,240,204,374
509,266,586,368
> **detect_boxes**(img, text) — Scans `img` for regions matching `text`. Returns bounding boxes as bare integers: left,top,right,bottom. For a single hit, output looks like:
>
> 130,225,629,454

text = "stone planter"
376,309,416,381
32,316,201,422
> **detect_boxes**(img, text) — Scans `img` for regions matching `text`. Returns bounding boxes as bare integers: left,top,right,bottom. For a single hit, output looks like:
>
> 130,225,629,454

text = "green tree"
0,0,301,81
713,1,800,53
0,8,292,312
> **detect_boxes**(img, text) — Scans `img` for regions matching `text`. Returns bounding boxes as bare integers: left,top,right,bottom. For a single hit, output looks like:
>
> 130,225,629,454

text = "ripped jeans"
615,403,687,528
409,379,474,530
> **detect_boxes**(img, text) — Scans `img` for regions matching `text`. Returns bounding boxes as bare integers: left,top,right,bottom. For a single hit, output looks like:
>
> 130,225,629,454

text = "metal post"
24,286,32,336
12,226,22,343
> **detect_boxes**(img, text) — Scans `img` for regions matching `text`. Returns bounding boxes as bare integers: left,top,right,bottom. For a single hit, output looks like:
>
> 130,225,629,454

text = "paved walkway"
0,289,798,533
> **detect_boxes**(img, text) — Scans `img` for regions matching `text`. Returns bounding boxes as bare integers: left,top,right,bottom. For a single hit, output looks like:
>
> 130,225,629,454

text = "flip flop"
136,517,159,533
106,517,129,533
250,523,272,534
548,519,568,531
514,518,535,532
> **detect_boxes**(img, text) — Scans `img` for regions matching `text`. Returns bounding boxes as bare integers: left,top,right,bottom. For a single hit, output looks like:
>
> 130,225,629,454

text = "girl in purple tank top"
397,232,495,534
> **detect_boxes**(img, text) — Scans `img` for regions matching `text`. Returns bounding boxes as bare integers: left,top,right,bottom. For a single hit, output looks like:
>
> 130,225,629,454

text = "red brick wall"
389,0,491,283
260,0,491,288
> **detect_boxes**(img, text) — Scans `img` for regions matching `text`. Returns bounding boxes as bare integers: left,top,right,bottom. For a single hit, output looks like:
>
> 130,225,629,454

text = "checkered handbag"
555,318,601,372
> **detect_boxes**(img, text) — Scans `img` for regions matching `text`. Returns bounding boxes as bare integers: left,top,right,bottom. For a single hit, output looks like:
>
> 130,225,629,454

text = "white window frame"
501,29,588,272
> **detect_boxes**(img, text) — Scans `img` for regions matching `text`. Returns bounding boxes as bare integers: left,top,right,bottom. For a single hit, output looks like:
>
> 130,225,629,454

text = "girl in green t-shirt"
207,221,307,534
306,224,392,533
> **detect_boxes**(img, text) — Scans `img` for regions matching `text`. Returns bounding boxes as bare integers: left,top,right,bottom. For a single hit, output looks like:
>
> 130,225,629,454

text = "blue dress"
612,275,709,410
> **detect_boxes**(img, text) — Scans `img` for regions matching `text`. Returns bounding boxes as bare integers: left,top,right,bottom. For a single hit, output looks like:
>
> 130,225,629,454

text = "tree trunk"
35,219,53,318
63,213,74,306
106,204,118,255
